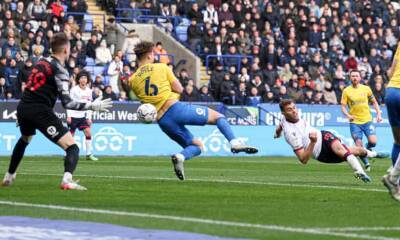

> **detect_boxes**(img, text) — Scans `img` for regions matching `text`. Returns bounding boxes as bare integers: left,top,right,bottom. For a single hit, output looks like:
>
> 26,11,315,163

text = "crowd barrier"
0,101,392,156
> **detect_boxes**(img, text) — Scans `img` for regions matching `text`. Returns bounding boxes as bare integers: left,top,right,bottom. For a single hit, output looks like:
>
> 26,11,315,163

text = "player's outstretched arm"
370,97,382,122
274,124,283,138
294,132,317,164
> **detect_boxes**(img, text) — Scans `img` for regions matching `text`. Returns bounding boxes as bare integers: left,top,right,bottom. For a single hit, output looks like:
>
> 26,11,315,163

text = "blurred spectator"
219,73,236,105
2,36,20,59
86,34,100,60
287,80,303,103
262,91,277,103
322,81,338,105
187,3,203,23
181,84,199,102
236,82,247,105
104,17,119,55
50,0,65,18
209,62,224,100
372,81,385,105
96,40,112,66
26,0,47,21
93,75,105,91
246,87,261,107
303,88,315,104
0,77,8,100
187,18,203,52
5,59,19,97
107,55,123,94
154,42,170,64
103,85,118,100
199,85,214,102
122,30,140,63
203,3,218,27
313,91,326,104
119,91,128,102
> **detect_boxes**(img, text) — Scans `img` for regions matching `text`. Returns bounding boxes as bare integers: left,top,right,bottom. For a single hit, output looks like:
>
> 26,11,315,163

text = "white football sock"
346,154,365,173
63,172,73,182
86,139,92,156
390,153,400,178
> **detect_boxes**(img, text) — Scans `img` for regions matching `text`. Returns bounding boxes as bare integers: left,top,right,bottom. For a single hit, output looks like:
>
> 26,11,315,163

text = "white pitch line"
0,200,397,240
19,172,387,193
314,227,400,232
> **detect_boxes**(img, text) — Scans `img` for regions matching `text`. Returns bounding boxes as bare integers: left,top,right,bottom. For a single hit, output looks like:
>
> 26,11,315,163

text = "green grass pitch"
0,156,399,240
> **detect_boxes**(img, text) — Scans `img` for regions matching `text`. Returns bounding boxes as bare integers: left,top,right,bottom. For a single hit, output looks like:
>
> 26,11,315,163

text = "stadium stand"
0,0,397,106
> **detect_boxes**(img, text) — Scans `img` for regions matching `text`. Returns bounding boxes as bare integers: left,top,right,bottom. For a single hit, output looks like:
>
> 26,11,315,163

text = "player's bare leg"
83,127,98,161
58,132,87,190
347,146,388,159
2,135,32,186
354,138,371,171
207,108,258,154
330,140,371,182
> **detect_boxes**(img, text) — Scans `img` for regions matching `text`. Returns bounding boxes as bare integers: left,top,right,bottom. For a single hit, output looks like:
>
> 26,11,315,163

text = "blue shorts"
158,102,209,147
350,122,376,141
385,87,400,127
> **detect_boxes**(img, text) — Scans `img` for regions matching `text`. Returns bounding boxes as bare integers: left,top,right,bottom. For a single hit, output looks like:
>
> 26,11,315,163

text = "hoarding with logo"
0,123,391,156
258,104,389,127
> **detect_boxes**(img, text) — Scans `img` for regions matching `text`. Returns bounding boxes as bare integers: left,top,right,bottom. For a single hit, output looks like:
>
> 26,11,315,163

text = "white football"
137,103,157,123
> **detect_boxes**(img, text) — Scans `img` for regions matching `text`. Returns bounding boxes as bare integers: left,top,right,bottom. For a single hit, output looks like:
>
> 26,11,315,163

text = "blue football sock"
366,142,374,150
391,143,400,166
359,156,370,166
216,117,235,142
181,145,201,160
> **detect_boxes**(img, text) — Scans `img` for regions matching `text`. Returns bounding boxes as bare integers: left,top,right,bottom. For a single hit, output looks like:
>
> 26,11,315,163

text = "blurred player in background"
129,41,258,181
341,70,382,172
67,70,98,161
382,42,400,201
275,99,387,183
1,33,112,190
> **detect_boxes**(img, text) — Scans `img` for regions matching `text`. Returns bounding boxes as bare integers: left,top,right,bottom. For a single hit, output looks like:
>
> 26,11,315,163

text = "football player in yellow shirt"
129,41,258,180
341,69,383,172
382,43,400,201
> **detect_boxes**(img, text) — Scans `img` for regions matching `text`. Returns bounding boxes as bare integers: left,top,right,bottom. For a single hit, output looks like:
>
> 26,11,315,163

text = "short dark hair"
279,99,294,111
51,32,69,54
134,41,154,61
76,70,91,85
349,69,360,76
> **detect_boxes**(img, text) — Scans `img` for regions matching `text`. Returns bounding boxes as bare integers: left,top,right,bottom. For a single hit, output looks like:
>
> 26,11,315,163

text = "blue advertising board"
0,123,392,157
258,104,389,127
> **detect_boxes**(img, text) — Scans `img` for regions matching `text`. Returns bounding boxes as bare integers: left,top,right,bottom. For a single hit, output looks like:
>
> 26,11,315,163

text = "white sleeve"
86,89,93,119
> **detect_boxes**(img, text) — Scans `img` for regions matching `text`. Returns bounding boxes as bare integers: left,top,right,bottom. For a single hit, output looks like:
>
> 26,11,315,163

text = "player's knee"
192,139,204,151
21,135,32,144
65,144,79,155
208,110,224,124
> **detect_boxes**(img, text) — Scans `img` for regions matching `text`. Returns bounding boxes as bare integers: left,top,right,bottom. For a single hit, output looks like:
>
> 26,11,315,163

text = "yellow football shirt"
129,63,180,111
341,84,374,124
388,44,400,88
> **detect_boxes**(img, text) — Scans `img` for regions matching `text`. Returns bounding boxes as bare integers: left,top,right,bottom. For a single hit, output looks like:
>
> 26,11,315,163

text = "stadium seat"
85,57,95,66
175,25,188,42
84,14,93,32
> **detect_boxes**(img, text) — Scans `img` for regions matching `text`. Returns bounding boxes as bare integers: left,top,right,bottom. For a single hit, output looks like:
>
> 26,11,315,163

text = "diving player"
129,41,258,180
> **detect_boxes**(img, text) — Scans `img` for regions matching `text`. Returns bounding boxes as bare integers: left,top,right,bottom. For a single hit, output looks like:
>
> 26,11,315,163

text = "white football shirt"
280,116,322,159
67,85,93,119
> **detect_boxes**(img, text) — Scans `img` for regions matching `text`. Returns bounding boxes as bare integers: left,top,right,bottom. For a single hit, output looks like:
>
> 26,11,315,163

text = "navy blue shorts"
158,102,208,147
349,121,376,141
68,117,90,132
317,131,347,164
385,87,400,127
